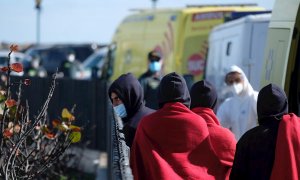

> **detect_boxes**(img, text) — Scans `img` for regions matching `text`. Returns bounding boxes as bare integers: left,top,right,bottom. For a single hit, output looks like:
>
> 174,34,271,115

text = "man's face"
225,72,243,85
111,92,123,107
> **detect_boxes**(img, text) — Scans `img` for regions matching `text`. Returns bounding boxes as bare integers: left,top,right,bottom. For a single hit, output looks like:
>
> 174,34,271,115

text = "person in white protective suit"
217,65,258,140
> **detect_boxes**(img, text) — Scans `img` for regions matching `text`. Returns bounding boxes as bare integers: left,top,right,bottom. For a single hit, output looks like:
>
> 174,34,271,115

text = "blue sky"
0,0,275,45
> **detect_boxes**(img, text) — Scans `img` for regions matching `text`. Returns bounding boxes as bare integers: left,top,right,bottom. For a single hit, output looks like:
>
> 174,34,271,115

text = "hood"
257,83,288,123
190,80,217,110
226,65,255,97
158,72,190,108
108,73,144,119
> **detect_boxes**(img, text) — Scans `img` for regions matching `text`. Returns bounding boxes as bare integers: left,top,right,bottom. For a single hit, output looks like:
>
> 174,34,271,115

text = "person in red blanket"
130,72,224,180
190,80,236,180
230,83,300,180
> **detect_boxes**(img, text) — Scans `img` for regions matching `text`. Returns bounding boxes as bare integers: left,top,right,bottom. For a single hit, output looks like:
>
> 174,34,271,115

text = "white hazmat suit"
217,65,258,140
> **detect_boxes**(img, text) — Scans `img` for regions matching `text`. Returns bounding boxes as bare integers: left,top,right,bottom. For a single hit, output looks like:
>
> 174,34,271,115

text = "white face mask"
230,83,243,95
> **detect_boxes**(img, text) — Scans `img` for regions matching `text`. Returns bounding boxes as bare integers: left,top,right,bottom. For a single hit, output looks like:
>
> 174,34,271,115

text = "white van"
205,13,271,100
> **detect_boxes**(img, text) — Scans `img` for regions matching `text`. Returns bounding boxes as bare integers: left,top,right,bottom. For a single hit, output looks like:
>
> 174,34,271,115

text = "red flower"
5,99,16,108
3,129,13,138
1,67,9,72
10,63,23,73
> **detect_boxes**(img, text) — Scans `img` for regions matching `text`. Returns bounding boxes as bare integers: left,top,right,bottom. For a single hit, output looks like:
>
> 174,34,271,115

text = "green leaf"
69,131,81,143
0,94,6,103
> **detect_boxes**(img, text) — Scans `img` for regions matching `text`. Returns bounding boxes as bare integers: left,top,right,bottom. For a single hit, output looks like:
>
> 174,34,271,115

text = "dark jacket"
230,84,288,180
108,73,154,147
138,70,160,110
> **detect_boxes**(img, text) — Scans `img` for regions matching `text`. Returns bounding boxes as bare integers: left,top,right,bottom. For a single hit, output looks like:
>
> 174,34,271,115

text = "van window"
102,44,116,79
226,42,232,56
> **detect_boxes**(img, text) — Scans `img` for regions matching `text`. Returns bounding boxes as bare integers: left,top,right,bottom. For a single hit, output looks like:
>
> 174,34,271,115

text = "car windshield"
0,57,7,65
82,52,105,68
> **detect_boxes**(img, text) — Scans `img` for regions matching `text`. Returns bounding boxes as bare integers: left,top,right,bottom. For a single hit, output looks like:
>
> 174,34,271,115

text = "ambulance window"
226,42,232,56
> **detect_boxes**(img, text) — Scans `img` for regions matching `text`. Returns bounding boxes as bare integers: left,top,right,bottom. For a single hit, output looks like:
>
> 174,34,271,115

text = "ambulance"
106,4,267,86
260,0,300,114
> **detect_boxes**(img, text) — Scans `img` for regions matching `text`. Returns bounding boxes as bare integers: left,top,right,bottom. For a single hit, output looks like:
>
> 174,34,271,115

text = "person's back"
190,80,236,180
230,83,300,180
217,65,258,140
131,72,219,180
138,50,162,109
108,73,154,147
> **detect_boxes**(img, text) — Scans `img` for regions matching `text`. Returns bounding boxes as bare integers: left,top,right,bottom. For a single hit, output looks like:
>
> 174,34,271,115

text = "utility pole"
152,0,158,9
35,0,42,45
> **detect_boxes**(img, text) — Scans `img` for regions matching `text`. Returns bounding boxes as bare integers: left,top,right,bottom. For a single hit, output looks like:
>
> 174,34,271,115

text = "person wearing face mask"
217,65,258,140
138,50,162,110
26,55,47,77
108,73,155,147
60,51,80,78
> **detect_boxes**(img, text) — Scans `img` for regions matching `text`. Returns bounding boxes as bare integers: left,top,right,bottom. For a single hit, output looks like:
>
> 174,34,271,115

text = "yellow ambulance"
260,0,300,114
108,5,266,85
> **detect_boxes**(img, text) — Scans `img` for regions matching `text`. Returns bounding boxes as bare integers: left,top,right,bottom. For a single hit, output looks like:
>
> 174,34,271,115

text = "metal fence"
10,76,108,151
9,76,134,179
107,112,133,180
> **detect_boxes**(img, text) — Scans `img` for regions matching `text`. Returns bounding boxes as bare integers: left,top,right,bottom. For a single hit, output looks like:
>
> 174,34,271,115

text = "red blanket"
271,113,300,180
192,107,236,179
130,102,223,180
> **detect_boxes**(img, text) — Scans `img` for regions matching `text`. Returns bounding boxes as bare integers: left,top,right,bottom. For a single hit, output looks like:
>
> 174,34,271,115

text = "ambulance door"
287,10,300,115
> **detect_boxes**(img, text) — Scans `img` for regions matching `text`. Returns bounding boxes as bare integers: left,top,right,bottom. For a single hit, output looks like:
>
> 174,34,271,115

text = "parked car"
0,50,26,76
72,47,108,79
23,44,99,76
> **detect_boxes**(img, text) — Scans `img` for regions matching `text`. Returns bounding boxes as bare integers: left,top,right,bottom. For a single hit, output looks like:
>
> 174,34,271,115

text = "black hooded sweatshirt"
158,72,191,108
190,80,218,111
108,73,154,147
230,84,288,180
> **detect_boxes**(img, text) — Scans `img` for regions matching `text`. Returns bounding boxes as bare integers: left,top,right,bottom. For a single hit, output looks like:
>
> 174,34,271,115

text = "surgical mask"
149,62,161,72
230,83,243,95
113,103,127,118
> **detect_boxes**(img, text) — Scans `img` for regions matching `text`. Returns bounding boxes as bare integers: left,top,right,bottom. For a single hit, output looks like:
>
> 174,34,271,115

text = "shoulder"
138,72,150,81
129,107,155,128
237,126,261,146
209,126,236,147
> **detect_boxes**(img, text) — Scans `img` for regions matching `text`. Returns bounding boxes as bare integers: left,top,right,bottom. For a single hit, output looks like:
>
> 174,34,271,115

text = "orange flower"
10,45,18,52
45,132,55,139
52,119,61,128
3,129,13,138
5,99,17,108
0,67,9,72
10,63,23,73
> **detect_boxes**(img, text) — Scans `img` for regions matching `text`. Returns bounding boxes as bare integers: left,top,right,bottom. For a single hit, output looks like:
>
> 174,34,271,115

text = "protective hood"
226,65,255,97
257,83,288,123
190,80,218,110
158,72,190,108
108,73,144,119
